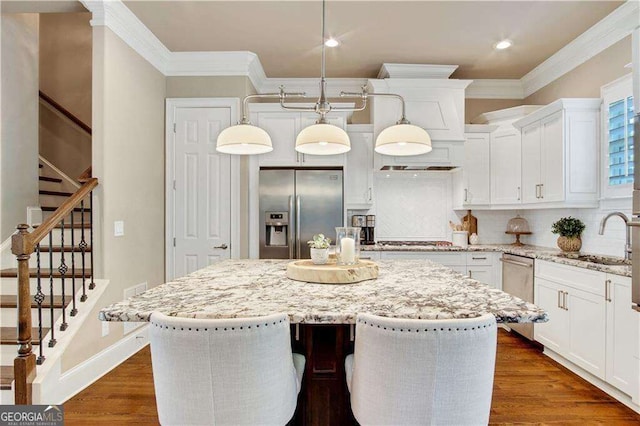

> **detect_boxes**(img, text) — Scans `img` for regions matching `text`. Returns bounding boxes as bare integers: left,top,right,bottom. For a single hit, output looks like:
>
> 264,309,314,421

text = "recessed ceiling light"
494,39,512,50
325,38,339,47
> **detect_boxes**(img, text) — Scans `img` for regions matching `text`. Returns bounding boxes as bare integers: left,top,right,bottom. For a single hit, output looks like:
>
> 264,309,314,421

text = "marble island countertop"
362,243,632,277
99,259,548,324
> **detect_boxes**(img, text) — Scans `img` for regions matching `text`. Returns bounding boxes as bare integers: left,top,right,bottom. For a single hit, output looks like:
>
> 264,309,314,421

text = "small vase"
310,248,329,265
557,236,582,253
469,233,479,245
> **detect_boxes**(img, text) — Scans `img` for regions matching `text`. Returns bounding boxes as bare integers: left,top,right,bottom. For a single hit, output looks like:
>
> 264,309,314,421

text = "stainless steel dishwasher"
501,253,534,340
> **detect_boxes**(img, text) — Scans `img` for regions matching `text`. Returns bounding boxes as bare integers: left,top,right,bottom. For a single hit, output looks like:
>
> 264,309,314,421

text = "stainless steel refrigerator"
259,168,343,259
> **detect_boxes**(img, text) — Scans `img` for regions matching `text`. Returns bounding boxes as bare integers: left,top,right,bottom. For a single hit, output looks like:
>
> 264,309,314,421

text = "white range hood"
369,64,471,170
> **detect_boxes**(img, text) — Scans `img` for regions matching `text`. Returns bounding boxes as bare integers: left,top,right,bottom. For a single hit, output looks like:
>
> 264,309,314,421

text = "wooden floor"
63,329,640,425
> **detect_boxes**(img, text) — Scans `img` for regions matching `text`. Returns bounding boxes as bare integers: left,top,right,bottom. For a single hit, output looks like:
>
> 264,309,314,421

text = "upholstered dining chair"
345,313,497,425
149,312,305,426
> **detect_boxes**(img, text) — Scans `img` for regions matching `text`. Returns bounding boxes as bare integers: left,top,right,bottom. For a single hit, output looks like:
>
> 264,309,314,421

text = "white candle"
341,237,356,264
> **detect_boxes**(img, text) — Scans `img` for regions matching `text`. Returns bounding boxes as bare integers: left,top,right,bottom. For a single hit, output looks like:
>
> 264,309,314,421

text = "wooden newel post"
11,224,36,405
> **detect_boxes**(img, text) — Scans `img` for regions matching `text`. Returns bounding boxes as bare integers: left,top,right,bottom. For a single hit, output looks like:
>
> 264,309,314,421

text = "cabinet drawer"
535,260,605,296
380,251,465,265
466,252,493,266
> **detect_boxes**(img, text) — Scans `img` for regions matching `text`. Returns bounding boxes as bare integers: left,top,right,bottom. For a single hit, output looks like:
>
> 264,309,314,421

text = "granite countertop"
362,243,632,277
99,259,548,324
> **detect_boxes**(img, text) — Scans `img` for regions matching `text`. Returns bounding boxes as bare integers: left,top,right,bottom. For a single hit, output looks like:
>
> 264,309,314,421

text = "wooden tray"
286,259,379,284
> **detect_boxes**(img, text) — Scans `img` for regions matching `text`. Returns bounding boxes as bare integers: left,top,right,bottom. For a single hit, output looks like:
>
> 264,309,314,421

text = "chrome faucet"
599,212,632,260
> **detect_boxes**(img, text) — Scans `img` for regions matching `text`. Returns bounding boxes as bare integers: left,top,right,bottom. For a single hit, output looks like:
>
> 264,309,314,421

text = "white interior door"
173,107,232,278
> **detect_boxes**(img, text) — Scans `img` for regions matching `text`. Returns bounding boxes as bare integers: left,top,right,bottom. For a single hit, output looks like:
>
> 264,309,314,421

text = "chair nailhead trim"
150,317,287,331
357,318,494,332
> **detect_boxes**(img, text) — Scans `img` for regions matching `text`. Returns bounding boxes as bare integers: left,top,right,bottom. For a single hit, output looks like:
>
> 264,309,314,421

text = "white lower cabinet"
377,251,500,288
534,260,637,398
605,275,638,397
534,277,569,354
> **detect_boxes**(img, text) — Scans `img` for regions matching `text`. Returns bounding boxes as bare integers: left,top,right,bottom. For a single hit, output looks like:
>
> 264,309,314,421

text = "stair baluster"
58,219,68,331
89,193,95,290
35,243,45,365
70,212,77,316
10,172,98,404
48,232,56,348
80,200,87,302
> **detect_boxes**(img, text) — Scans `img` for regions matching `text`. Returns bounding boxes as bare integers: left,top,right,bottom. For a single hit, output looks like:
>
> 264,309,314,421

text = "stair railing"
11,173,98,404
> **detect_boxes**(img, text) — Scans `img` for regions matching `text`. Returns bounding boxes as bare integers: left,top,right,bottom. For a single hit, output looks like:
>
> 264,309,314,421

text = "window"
602,74,634,198
607,96,634,185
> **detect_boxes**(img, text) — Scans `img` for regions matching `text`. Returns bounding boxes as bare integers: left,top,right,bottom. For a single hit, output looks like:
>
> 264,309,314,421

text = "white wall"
0,14,40,241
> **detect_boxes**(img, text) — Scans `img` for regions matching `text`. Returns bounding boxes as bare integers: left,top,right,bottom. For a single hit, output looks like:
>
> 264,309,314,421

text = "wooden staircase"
0,160,97,401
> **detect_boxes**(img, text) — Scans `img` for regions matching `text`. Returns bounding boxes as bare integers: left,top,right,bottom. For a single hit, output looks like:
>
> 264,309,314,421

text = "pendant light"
216,123,273,155
293,0,351,155
216,0,431,157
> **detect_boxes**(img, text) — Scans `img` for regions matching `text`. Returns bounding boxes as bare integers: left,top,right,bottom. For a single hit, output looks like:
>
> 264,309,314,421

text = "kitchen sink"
558,254,630,266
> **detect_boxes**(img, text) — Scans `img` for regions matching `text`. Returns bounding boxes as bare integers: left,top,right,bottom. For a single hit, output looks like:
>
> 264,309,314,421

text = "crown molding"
377,63,459,79
465,79,524,99
80,0,170,74
82,0,637,101
521,0,639,98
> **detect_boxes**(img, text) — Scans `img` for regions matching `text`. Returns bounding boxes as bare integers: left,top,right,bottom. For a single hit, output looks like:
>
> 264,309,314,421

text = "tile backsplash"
371,172,631,257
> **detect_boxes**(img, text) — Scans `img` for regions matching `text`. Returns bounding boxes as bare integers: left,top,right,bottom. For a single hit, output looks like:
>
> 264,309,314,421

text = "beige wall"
166,76,252,99
1,14,40,241
39,13,92,125
525,36,632,104
62,26,166,371
38,13,92,179
465,99,524,123
39,103,92,180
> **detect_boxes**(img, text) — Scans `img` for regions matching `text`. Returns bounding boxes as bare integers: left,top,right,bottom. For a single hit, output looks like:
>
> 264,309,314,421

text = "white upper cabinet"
251,104,349,167
455,125,495,207
453,124,497,209
513,99,600,207
490,125,522,205
521,111,566,203
255,111,301,166
345,125,374,208
368,79,471,169
473,106,541,206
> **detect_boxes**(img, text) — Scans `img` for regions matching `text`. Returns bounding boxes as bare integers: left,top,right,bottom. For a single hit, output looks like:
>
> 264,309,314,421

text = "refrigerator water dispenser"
266,212,289,247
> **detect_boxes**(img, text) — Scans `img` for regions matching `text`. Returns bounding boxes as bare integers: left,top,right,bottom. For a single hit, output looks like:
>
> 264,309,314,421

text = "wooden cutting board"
462,210,477,243
286,259,379,284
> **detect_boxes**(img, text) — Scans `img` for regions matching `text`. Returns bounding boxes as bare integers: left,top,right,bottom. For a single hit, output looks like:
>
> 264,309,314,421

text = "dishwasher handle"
500,258,533,268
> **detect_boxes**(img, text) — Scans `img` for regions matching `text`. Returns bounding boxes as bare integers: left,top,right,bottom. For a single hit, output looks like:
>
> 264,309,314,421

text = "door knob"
213,243,228,250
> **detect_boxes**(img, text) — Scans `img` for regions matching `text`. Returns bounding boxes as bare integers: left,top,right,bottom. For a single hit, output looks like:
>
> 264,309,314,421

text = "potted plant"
308,234,331,265
551,216,585,253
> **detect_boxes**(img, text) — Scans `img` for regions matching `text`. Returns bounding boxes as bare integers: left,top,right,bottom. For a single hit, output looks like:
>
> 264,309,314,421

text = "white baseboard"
34,325,149,405
543,348,640,414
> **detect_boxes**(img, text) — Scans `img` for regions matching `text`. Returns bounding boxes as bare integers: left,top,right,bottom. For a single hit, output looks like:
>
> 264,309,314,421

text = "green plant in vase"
551,216,585,254
308,234,331,264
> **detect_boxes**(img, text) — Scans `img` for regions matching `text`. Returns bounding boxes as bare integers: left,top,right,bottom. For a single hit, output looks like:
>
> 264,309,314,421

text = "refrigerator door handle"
296,195,301,259
288,195,294,259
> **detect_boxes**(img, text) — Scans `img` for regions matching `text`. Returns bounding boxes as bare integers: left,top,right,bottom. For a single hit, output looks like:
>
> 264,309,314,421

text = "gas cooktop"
377,241,453,247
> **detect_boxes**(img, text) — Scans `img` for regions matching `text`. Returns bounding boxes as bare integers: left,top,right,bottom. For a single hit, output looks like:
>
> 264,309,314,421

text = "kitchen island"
100,259,547,425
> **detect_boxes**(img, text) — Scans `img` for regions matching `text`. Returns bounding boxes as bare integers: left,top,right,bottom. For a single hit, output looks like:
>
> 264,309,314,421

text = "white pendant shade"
216,124,273,155
295,123,351,155
375,124,432,156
